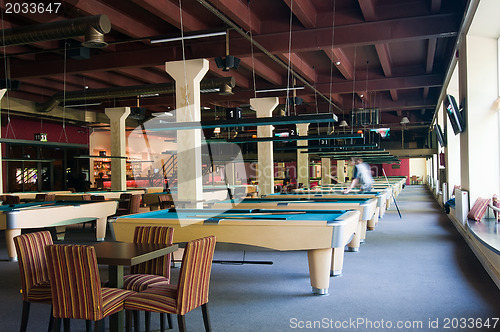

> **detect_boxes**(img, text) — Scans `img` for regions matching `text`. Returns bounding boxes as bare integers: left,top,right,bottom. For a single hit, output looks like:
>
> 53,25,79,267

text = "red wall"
382,158,410,185
1,117,89,144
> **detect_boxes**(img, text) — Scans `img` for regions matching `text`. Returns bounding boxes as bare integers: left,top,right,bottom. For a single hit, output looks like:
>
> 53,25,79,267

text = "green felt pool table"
112,208,360,295
0,200,117,261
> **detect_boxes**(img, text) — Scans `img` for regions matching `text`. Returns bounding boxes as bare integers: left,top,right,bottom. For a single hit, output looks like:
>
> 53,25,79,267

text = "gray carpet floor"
1,185,499,331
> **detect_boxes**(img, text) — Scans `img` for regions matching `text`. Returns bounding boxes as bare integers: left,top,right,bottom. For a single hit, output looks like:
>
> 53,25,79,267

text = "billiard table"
211,196,378,250
55,190,145,201
266,191,388,221
111,208,360,295
0,200,117,261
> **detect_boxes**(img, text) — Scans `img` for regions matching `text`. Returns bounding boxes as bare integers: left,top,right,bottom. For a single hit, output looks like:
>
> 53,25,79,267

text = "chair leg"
93,319,104,332
54,318,61,332
202,303,212,332
145,311,151,332
126,311,132,332
133,311,140,332
167,313,173,330
85,320,91,332
160,313,165,332
177,315,186,332
63,318,70,332
47,307,54,332
20,301,30,332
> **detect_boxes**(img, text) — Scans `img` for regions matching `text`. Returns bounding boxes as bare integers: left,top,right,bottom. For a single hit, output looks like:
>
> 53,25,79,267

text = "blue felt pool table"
211,196,378,250
112,208,360,295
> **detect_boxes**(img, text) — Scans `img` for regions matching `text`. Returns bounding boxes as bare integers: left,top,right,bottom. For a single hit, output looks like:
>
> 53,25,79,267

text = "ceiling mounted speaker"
214,56,240,71
0,79,21,90
214,56,225,69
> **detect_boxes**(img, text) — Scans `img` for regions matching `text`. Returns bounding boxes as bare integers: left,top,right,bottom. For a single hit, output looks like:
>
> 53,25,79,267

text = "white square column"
337,160,346,183
251,97,279,196
459,35,500,202
166,59,209,208
321,157,332,185
296,123,310,188
0,89,6,194
105,107,131,191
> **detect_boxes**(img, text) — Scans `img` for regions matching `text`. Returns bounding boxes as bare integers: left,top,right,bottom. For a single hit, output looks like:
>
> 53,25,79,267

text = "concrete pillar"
337,160,346,183
0,89,6,194
226,163,236,185
321,157,331,185
165,59,209,208
251,97,279,196
105,107,130,191
296,123,309,188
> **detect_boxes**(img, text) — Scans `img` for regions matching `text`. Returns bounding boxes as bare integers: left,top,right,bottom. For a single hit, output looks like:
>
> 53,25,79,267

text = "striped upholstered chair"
125,236,216,332
124,226,175,291
44,244,136,332
13,231,54,332
123,226,175,330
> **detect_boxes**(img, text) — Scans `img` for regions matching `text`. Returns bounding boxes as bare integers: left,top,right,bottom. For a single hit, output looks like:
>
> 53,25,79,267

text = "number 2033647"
5,2,61,14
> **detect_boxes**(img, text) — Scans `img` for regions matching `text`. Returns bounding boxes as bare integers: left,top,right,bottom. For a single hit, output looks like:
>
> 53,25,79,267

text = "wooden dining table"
92,241,178,332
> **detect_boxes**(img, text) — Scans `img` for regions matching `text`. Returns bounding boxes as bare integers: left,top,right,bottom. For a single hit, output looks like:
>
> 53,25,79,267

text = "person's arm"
343,178,359,194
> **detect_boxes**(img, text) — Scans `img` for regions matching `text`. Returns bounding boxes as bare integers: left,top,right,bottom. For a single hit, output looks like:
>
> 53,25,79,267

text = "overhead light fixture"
256,86,305,93
400,116,410,124
214,30,240,71
151,112,174,117
139,93,159,98
219,84,233,95
145,113,338,131
213,127,221,134
205,133,363,144
150,31,226,44
339,120,348,127
274,144,378,151
65,102,102,108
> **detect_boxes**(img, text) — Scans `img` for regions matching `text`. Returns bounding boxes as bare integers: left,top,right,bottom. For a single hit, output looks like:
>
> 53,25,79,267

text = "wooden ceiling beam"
130,0,209,31
283,0,317,28
206,0,261,34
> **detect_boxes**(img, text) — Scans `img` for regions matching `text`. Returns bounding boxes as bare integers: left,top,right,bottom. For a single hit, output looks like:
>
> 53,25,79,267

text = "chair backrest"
13,231,53,302
131,226,174,278
118,193,133,209
6,195,21,205
44,244,104,321
35,193,47,201
158,193,174,209
81,194,92,200
176,236,216,315
129,194,141,214
45,194,56,201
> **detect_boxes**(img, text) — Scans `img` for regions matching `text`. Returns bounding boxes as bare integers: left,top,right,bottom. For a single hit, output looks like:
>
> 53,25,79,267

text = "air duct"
0,15,111,48
36,77,235,112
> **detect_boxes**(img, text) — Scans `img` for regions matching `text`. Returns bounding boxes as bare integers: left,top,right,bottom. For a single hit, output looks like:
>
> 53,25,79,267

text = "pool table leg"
359,220,367,243
95,217,107,241
5,228,21,261
347,222,361,252
54,226,67,241
367,210,378,230
307,248,331,295
330,247,344,277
